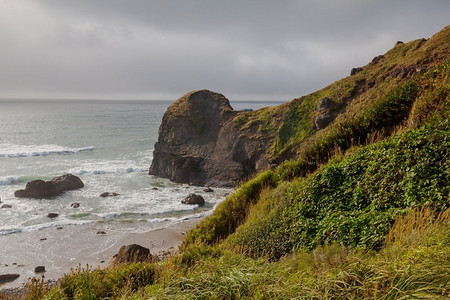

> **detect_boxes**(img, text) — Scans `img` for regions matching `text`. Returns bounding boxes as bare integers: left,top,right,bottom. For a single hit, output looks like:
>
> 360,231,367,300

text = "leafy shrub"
229,118,449,260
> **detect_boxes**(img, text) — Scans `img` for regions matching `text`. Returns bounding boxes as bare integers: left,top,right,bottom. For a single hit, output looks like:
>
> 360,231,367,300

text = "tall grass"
30,207,448,299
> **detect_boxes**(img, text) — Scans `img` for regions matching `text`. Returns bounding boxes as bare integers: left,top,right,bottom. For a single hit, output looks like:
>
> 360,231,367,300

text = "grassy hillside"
236,25,449,164
26,26,449,299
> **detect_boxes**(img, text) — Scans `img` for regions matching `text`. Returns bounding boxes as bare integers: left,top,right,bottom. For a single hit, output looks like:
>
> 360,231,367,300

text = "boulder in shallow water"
14,180,61,198
47,213,58,218
14,174,84,199
111,244,154,265
50,174,84,190
71,202,80,208
182,193,205,206
1,204,12,208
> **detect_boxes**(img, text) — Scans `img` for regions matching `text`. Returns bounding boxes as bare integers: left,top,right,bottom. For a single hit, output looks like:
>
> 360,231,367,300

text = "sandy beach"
0,217,202,292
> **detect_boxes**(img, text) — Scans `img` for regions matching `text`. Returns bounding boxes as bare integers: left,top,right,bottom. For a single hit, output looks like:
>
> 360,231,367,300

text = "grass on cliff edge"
234,25,449,162
226,116,449,260
184,59,449,248
25,207,450,299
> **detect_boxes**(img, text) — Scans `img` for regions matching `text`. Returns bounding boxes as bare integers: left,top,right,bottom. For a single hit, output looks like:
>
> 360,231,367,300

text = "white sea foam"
0,228,23,235
0,144,94,158
74,167,147,175
0,219,96,236
0,176,19,186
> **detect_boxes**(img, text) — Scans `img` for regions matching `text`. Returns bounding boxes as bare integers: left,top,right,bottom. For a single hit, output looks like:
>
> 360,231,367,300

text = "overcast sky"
0,1,448,101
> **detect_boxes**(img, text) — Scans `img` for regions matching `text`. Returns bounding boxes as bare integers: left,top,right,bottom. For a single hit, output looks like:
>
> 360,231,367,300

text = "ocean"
0,99,284,236
0,99,283,286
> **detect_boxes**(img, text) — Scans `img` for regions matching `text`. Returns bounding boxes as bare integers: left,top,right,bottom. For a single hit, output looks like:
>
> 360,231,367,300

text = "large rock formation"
149,90,271,187
14,174,84,198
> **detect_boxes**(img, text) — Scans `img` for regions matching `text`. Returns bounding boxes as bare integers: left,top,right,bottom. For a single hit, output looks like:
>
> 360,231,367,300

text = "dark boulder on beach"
14,174,84,199
149,90,273,187
0,274,20,284
182,193,205,206
111,244,154,265
34,266,45,273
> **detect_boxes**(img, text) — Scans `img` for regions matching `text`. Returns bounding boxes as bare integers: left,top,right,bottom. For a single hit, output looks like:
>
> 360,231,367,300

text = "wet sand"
0,217,202,292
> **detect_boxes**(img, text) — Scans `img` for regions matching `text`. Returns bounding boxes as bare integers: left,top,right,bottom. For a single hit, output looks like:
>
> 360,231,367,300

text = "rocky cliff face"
149,90,272,187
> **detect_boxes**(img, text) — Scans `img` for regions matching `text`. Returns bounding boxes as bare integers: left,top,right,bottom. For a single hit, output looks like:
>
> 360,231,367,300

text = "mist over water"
0,99,283,236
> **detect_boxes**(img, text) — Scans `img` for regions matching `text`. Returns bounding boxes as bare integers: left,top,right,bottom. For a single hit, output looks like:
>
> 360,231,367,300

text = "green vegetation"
25,26,449,299
185,62,447,247
228,118,449,260
234,25,449,164
25,208,450,299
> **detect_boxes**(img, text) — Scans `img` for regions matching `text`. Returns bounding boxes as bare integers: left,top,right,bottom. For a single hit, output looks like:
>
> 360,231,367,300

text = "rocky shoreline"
0,216,204,294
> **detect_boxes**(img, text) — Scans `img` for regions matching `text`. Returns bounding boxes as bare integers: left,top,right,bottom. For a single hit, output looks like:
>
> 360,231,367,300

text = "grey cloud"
0,0,448,100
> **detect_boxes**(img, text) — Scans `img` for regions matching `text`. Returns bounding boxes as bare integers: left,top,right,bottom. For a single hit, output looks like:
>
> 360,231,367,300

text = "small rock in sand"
47,213,58,218
100,192,120,197
34,266,46,273
71,202,80,208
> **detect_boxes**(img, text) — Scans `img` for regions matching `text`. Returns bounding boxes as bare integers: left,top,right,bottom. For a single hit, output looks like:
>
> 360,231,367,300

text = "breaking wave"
0,176,19,186
73,167,147,175
0,144,94,158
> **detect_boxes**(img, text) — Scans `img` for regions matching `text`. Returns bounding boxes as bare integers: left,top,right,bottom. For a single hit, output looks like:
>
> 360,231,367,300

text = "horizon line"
0,97,289,103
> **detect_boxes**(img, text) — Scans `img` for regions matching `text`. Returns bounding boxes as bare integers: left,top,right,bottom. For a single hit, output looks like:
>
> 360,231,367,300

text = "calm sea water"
0,99,283,236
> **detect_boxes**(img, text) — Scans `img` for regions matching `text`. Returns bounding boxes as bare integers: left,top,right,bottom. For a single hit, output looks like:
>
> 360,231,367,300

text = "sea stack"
149,90,272,187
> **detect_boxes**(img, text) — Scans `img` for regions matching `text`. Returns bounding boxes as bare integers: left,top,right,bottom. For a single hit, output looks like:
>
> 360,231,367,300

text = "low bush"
229,118,449,260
